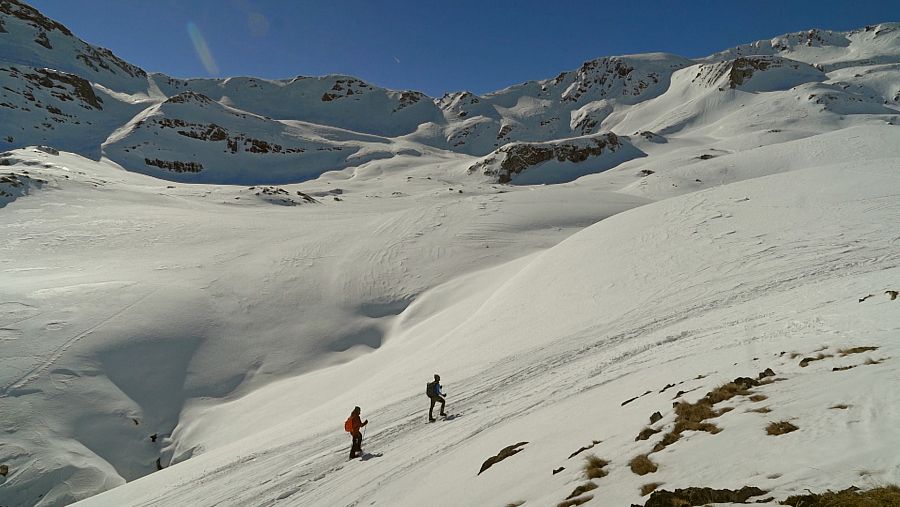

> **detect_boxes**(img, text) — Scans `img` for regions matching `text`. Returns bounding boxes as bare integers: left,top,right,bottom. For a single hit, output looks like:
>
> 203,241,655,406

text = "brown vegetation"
565,482,597,500
556,496,592,507
782,485,900,506
636,426,661,441
652,377,764,452
583,455,609,479
799,353,833,367
629,454,658,475
766,421,798,436
641,482,663,496
838,346,879,356
644,486,766,506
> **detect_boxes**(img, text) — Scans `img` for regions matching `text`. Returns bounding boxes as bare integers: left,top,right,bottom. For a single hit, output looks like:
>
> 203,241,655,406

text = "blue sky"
28,0,899,97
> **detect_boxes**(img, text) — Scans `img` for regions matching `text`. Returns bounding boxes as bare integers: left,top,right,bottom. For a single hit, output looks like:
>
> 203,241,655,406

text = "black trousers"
350,431,363,458
429,395,446,419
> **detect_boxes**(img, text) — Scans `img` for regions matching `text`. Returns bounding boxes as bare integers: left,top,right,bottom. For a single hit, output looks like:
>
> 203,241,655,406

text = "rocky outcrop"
468,132,626,183
691,56,824,91
143,158,203,173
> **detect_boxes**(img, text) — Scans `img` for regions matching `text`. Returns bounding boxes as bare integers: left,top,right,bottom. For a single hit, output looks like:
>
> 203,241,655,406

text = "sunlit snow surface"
1,9,900,506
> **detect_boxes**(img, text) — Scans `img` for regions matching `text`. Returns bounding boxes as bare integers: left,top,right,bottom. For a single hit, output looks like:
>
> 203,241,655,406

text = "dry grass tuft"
556,495,593,507
583,455,609,479
748,406,772,414
650,379,767,452
505,502,525,507
766,421,798,435
645,486,766,506
629,454,658,475
641,482,663,496
830,404,850,410
782,485,900,506
636,426,662,441
748,394,767,402
799,353,833,367
838,346,878,356
565,482,597,500
865,357,886,365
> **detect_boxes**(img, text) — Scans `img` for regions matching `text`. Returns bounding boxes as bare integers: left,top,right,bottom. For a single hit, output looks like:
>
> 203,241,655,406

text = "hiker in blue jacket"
427,374,446,422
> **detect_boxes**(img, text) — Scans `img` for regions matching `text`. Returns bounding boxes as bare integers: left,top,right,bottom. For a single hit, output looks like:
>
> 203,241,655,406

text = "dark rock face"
469,133,622,183
144,158,203,173
0,0,73,36
728,57,771,88
164,91,214,105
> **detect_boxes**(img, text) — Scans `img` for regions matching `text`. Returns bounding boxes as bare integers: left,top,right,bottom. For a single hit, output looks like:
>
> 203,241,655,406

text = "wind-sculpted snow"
2,2,900,505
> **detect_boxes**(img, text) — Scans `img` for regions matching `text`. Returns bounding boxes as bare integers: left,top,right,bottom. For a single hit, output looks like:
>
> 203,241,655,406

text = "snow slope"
2,2,900,505
72,142,900,507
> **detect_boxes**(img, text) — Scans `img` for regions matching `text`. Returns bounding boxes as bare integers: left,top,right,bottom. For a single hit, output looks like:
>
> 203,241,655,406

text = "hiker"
427,374,446,422
345,406,368,459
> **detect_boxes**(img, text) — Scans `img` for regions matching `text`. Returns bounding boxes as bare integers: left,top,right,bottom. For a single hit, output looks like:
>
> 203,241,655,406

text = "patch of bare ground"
505,502,525,507
865,357,887,365
782,485,900,506
839,346,878,356
800,353,833,367
629,454,658,475
830,404,850,409
652,376,762,452
565,482,597,500
833,365,857,371
766,421,798,435
643,486,766,506
641,482,663,496
748,406,772,414
748,394,767,402
556,496,592,507
584,455,609,479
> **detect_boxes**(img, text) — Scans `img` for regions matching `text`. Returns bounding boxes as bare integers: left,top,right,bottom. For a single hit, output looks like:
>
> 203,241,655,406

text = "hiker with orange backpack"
344,406,368,459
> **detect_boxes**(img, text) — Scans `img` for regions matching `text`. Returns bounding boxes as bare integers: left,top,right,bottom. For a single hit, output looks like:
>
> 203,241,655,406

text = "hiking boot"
429,417,436,422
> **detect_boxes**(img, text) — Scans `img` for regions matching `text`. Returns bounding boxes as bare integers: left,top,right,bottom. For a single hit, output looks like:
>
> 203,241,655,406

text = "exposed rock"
468,132,623,184
0,464,8,476
165,91,214,105
144,158,203,173
478,442,528,475
649,411,663,424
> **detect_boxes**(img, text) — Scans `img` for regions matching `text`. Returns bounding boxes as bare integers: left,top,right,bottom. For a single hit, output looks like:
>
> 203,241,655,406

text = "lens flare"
187,22,220,76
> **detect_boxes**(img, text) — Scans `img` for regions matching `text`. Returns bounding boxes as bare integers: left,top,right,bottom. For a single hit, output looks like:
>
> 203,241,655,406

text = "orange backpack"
344,417,353,432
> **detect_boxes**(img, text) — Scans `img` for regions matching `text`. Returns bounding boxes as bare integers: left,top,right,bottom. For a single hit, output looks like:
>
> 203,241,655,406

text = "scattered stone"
757,368,775,379
0,464,8,476
649,411,663,424
553,466,565,475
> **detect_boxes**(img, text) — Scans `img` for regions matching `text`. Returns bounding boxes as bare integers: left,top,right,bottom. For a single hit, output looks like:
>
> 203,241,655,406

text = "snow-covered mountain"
2,2,900,506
